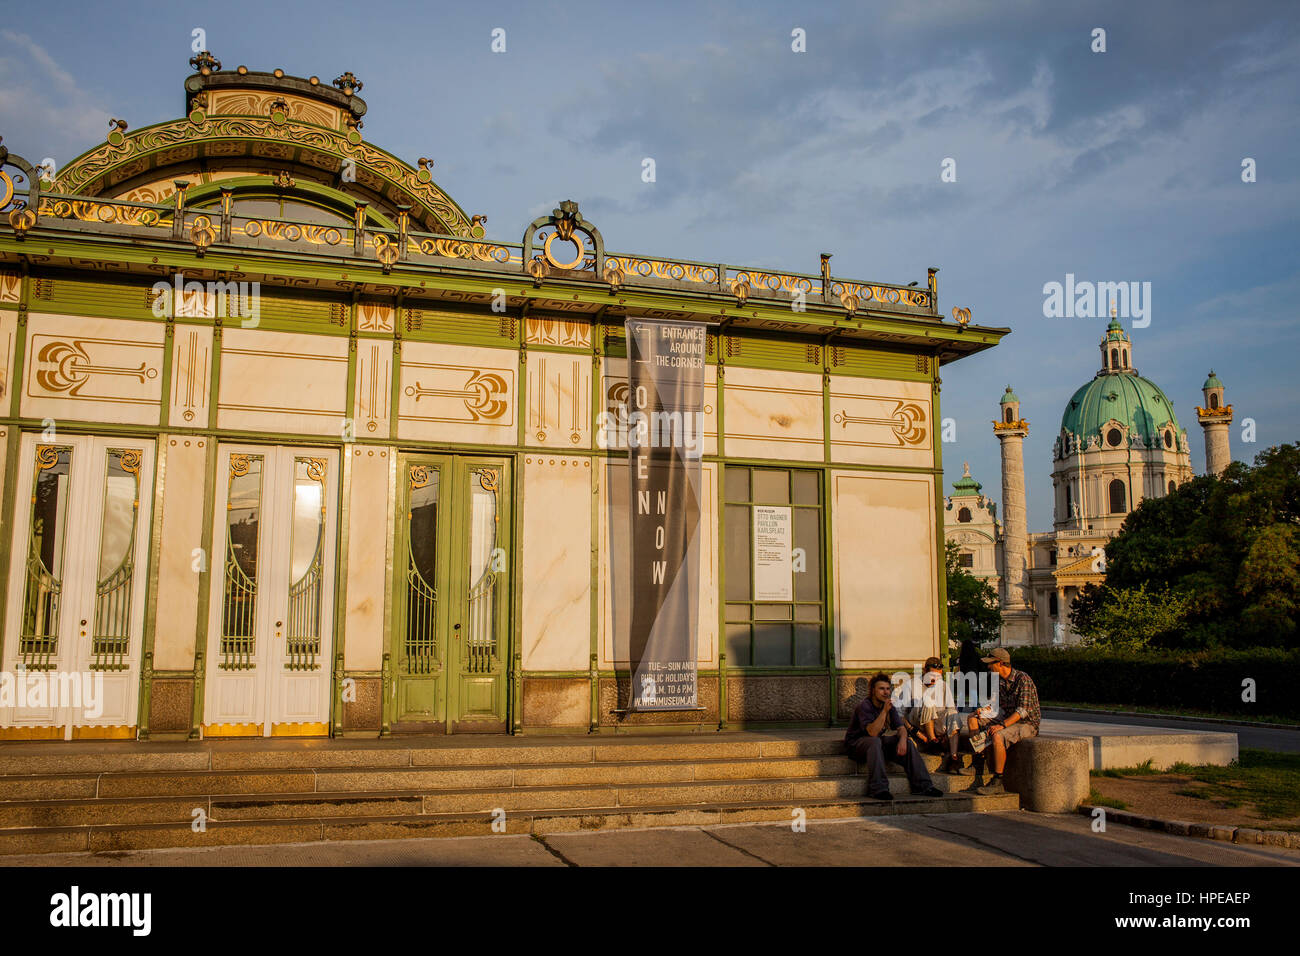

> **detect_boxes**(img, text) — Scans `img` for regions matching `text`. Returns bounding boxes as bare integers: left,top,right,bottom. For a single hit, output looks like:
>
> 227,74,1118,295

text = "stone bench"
1002,734,1090,813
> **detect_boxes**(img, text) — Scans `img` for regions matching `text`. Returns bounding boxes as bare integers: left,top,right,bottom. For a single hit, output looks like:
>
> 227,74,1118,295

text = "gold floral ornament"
190,215,216,255
951,306,971,327
189,51,222,76
603,262,625,294
374,234,399,273
731,277,750,306
8,206,36,238
333,72,363,96
839,289,860,316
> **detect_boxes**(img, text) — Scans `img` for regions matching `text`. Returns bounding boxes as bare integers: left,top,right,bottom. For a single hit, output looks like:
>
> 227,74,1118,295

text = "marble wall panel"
723,366,823,461
521,454,592,671
832,471,939,666
22,313,165,426
217,328,348,436
525,353,591,449
827,376,933,468
397,342,516,445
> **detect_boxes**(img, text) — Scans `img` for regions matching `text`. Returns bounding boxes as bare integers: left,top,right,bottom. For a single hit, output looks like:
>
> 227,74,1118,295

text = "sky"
2,0,1297,530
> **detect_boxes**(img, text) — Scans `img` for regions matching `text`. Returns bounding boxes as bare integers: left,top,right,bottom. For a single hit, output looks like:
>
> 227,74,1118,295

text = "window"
957,507,972,523
724,467,824,667
1210,394,1219,409
1107,428,1123,447
1049,593,1059,616
1064,484,1072,516
1049,550,1057,566
958,552,974,568
1163,430,1173,448
1168,479,1176,495
1109,478,1127,514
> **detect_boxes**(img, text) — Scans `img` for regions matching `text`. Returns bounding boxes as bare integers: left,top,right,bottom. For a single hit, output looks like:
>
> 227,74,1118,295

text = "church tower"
994,386,1035,645
1196,371,1233,476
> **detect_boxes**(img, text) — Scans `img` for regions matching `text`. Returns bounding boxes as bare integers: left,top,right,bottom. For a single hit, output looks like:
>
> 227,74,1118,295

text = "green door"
388,454,512,734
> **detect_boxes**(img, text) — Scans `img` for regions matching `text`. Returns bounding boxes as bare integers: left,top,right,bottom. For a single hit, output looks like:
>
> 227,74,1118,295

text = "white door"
203,445,337,737
2,433,154,738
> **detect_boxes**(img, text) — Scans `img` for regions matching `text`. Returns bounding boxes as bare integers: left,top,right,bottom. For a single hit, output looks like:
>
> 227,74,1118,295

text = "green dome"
1203,370,1223,390
999,386,1019,405
1061,371,1184,448
951,462,982,494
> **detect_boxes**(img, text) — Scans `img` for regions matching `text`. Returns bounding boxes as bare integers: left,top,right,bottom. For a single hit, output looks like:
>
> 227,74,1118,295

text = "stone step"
0,766,989,831
0,790,1021,855
0,748,982,802
0,732,860,776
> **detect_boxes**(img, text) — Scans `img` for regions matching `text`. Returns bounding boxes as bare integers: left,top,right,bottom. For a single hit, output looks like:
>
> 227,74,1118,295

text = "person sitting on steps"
966,647,1041,795
904,657,968,776
844,672,943,800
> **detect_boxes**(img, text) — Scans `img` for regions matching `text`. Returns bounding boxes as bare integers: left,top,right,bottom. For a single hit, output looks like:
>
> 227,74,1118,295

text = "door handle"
454,623,461,640
80,619,87,626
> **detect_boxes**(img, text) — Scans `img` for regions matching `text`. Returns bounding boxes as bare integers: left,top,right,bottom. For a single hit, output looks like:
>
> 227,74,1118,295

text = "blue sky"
2,0,1297,530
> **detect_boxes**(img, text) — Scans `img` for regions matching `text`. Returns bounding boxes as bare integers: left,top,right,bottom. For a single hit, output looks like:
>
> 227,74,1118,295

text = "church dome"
1061,371,1183,448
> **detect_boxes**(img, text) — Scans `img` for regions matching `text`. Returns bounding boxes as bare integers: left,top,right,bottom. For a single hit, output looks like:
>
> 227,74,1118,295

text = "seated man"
844,672,943,800
966,647,1040,795
905,657,967,776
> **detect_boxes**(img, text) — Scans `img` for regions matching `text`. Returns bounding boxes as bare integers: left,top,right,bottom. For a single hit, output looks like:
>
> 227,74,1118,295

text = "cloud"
0,31,107,173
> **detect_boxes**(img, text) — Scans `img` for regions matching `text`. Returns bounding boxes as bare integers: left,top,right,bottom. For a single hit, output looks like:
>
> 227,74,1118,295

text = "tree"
1095,443,1300,648
944,541,1002,646
1070,582,1190,650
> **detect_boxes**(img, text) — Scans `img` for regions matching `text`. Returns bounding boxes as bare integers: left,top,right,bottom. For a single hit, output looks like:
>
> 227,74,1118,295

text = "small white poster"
752,505,793,601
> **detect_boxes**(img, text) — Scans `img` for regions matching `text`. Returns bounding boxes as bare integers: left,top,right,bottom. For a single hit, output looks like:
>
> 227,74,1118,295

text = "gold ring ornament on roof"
952,306,971,327
543,230,585,270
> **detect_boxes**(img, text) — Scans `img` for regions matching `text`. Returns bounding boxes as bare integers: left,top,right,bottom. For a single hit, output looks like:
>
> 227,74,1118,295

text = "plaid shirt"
997,668,1041,731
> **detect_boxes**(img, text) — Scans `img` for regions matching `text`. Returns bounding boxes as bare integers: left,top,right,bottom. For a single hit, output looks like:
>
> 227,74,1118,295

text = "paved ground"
1044,709,1300,753
4,811,1296,867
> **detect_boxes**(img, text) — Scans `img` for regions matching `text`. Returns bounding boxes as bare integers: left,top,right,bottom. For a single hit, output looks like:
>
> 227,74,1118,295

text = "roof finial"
962,461,971,477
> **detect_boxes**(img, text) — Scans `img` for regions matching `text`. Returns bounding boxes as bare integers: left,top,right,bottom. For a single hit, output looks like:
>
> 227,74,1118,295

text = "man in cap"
966,647,1040,795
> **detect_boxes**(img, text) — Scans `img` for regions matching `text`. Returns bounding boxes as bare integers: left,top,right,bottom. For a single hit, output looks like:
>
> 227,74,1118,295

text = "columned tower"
994,386,1035,645
1196,371,1233,476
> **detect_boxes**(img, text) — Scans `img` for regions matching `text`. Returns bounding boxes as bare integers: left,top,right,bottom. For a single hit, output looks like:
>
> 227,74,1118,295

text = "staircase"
0,730,1018,854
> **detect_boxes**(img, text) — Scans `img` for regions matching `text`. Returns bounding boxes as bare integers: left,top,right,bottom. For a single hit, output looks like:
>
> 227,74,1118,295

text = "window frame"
722,465,826,669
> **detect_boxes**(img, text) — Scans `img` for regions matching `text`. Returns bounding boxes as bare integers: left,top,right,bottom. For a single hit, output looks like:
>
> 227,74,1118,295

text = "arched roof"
51,58,477,237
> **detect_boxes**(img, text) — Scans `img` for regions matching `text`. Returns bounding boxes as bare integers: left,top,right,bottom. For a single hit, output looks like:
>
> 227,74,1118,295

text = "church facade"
0,57,1005,740
945,316,1232,645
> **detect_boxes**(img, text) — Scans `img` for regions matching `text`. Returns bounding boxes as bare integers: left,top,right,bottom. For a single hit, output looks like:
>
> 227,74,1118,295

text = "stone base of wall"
147,679,193,735
598,676,720,727
522,677,589,729
727,675,830,723
342,677,381,734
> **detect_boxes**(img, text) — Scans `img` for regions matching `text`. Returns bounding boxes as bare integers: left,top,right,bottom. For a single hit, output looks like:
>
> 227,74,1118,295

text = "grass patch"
1173,749,1300,820
1088,787,1128,810
1093,758,1160,778
1043,701,1300,726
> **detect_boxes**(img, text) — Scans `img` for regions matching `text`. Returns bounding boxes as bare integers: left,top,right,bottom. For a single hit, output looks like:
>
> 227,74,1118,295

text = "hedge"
1000,646,1300,719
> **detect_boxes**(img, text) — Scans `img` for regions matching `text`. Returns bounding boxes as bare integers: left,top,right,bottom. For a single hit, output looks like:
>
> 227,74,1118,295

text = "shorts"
906,707,960,736
972,717,1037,746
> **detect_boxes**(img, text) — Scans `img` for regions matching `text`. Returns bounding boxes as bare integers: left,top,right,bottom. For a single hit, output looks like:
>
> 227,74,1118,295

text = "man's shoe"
940,756,971,776
912,786,943,798
869,790,893,801
976,775,1005,795
964,775,985,793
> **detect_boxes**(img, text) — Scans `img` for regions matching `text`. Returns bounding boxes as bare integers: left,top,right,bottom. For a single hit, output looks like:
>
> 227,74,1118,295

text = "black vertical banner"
626,318,705,710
